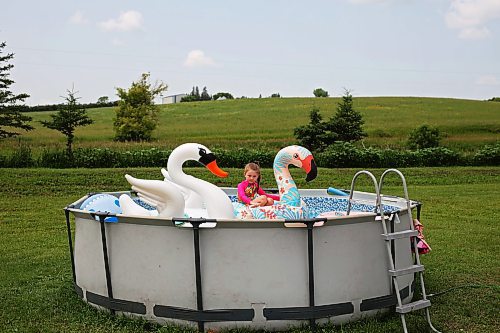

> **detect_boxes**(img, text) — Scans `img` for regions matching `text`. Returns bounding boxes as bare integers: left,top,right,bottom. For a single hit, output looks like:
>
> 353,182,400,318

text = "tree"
213,92,234,100
200,86,211,101
0,41,33,139
97,96,109,105
114,73,167,142
41,88,93,155
294,90,366,152
326,90,366,142
407,124,441,150
294,107,335,152
313,88,329,97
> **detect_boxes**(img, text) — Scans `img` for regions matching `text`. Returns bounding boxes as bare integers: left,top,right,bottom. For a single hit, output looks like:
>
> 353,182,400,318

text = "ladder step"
389,264,425,276
382,230,418,240
396,299,431,313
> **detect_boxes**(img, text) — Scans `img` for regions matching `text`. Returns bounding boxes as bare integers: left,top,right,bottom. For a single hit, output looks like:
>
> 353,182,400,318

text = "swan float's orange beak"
206,160,229,178
197,147,229,178
302,155,317,182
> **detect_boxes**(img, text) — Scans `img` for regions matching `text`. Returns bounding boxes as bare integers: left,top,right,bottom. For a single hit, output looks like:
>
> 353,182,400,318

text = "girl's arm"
257,187,280,201
237,181,252,204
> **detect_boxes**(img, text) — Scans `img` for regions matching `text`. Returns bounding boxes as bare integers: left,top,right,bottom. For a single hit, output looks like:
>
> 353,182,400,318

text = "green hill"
3,97,499,154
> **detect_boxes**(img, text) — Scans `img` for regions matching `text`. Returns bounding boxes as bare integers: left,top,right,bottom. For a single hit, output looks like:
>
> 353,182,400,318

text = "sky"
1,0,500,105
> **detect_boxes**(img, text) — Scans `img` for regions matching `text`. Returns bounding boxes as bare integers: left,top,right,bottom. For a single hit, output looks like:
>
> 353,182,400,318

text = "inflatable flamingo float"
233,145,317,219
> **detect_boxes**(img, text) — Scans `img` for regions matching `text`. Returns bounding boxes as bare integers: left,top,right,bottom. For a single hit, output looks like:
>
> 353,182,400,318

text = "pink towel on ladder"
412,219,431,255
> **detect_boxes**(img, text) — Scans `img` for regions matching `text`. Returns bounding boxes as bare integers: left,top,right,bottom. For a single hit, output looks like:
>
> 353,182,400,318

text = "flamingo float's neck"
273,152,301,207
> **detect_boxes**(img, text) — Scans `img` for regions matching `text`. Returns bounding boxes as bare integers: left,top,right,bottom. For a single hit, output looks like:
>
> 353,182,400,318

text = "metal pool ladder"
347,169,441,333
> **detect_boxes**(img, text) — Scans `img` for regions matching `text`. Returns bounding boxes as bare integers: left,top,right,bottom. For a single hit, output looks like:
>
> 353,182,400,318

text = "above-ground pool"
65,187,421,331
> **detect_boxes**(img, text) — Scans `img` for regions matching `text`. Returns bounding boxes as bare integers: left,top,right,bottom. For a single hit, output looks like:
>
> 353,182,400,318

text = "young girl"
237,163,280,207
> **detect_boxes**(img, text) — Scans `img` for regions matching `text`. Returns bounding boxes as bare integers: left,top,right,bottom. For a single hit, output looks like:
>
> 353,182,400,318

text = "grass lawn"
0,166,498,332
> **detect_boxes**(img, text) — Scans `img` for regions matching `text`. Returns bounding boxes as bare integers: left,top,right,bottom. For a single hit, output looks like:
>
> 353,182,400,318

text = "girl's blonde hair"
243,162,260,176
244,162,261,186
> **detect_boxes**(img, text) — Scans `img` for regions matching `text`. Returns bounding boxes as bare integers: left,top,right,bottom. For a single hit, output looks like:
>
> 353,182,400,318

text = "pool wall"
66,189,417,331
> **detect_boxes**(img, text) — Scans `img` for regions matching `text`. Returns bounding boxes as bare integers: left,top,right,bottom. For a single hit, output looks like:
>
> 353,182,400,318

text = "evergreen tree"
326,90,366,142
294,107,335,152
0,41,33,139
200,86,211,101
114,73,167,141
41,88,93,155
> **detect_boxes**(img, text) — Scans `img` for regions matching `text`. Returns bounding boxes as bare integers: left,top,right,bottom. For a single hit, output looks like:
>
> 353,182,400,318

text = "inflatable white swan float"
120,143,234,219
233,145,317,219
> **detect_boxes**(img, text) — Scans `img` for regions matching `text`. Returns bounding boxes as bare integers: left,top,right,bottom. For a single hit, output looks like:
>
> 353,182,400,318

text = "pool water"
131,195,399,219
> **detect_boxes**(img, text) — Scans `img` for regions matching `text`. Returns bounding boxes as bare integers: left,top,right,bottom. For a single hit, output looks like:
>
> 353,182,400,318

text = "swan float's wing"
161,168,204,209
125,174,185,218
119,194,158,217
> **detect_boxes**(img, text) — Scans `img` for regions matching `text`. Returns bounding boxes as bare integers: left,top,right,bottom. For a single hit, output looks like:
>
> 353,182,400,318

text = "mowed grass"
2,97,499,154
0,167,498,333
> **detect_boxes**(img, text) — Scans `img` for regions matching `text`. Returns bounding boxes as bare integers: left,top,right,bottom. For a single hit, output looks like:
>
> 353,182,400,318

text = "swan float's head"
169,143,229,178
274,145,317,182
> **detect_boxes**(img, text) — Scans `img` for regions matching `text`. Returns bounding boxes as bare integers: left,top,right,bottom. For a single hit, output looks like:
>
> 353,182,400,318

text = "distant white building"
162,94,187,104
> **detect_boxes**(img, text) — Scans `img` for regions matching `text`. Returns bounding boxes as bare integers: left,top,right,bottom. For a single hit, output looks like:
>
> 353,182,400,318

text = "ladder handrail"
380,168,412,218
347,170,381,215
378,168,441,333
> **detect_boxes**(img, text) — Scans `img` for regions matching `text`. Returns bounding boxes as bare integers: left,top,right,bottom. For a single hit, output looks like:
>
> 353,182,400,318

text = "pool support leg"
306,220,316,331
98,214,115,315
64,207,83,297
191,220,204,332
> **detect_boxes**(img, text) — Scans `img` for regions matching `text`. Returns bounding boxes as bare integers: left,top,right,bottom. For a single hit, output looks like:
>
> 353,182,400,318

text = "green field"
2,97,499,155
0,167,498,333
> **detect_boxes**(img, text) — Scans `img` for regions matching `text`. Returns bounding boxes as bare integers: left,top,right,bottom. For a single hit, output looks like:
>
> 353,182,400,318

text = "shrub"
316,142,362,168
407,124,441,150
472,142,500,166
7,145,35,167
11,144,498,169
212,148,274,168
413,147,461,166
39,149,74,168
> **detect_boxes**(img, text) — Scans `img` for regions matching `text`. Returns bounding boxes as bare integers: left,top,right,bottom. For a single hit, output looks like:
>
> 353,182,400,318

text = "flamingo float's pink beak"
302,155,317,182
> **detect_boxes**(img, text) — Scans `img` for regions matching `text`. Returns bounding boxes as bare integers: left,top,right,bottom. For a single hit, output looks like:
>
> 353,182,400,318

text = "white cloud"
445,0,500,39
475,75,499,85
458,26,491,38
183,50,217,68
69,11,89,25
99,10,143,32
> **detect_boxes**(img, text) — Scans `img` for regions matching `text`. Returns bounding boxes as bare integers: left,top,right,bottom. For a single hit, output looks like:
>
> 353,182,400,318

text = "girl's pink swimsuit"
237,180,280,204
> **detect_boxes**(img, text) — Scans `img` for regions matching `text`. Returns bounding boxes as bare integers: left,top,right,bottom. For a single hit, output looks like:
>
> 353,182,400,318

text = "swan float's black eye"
293,153,299,159
198,147,216,166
